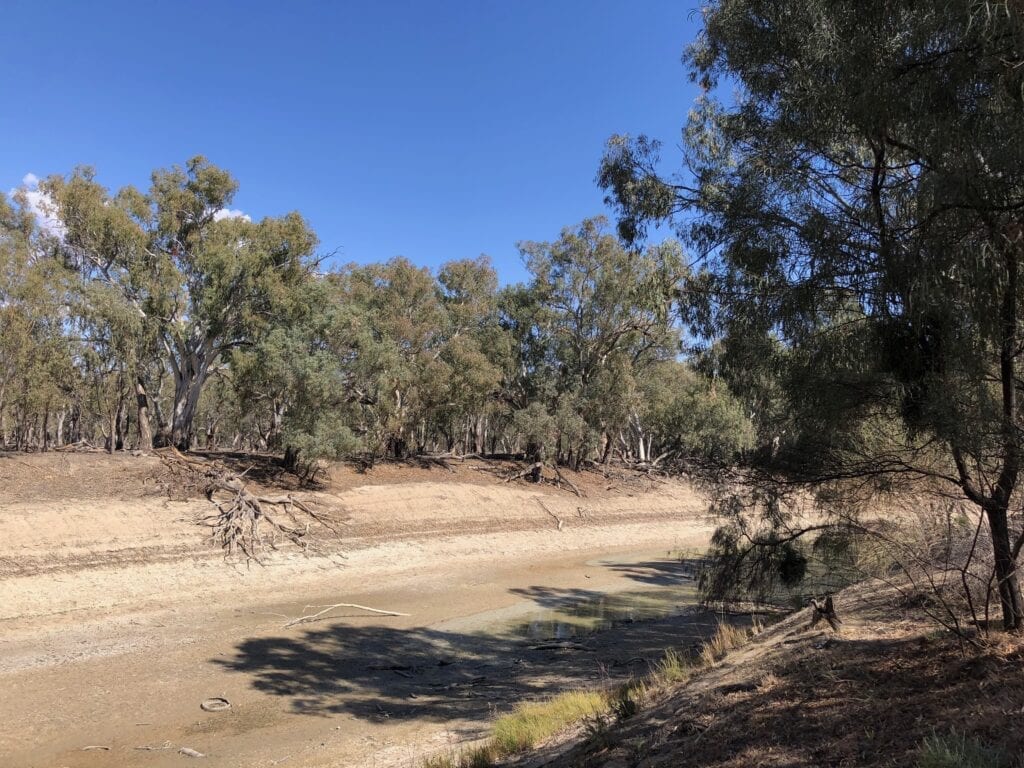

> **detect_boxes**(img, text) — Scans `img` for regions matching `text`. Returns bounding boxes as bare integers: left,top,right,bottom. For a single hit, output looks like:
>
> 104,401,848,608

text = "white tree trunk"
135,378,153,452
55,408,66,448
167,335,216,451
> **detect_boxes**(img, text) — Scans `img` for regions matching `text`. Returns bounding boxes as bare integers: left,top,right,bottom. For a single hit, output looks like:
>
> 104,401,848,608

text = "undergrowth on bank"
421,620,754,768
915,731,1010,768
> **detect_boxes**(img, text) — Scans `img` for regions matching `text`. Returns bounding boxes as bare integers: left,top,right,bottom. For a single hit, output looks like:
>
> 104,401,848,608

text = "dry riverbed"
0,453,717,768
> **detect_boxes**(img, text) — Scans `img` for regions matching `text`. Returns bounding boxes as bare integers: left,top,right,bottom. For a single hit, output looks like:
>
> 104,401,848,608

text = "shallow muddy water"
495,554,702,641
515,586,699,639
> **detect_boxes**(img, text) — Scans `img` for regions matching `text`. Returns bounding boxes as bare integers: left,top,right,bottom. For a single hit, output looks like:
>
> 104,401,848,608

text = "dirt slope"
518,584,1024,768
0,452,703,622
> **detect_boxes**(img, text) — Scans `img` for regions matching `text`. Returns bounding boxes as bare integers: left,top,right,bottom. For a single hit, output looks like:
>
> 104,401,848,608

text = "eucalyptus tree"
637,361,754,463
513,218,685,466
436,257,506,453
326,257,452,457
227,274,362,470
47,157,319,449
0,193,38,444
600,1,1024,628
323,256,508,459
0,192,78,449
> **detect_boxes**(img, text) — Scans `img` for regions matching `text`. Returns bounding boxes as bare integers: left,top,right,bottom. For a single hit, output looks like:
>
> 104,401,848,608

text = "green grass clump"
653,647,694,684
916,731,1008,768
491,690,608,754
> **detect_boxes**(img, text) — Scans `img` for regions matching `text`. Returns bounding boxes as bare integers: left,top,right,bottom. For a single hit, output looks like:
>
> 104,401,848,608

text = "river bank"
0,453,715,768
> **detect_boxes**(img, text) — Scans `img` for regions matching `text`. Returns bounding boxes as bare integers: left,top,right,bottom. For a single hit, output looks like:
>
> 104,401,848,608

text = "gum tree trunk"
135,378,153,452
167,336,217,452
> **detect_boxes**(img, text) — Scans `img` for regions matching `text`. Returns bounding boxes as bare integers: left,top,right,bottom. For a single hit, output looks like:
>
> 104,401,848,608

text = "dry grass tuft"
699,622,750,666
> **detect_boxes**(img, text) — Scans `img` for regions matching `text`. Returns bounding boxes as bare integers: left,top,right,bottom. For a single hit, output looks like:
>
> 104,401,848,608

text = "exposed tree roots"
503,460,584,497
156,447,342,564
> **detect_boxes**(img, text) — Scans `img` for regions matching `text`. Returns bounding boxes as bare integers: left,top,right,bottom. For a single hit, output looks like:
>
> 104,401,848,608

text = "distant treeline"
0,162,753,470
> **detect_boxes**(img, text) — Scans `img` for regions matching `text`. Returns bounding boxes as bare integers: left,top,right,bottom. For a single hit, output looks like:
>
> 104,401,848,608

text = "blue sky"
1,1,700,283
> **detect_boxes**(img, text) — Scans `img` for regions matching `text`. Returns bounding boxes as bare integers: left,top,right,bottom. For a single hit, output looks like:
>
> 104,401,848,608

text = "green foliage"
510,401,556,451
503,217,719,467
0,192,78,449
639,361,754,462
2,157,748,476
601,0,1024,628
916,731,1009,768
601,0,1024,475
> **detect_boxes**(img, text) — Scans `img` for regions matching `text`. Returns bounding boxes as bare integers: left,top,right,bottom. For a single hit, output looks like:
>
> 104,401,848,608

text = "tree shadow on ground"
600,557,705,588
215,590,727,723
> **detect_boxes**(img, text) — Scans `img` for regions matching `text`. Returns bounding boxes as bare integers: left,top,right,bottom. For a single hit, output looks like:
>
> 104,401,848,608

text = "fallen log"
505,461,544,483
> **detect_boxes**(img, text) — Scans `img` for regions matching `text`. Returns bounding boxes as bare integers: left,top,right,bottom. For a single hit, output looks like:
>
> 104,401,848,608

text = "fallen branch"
417,453,456,472
536,499,564,531
505,461,544,483
552,464,583,497
284,603,410,627
54,440,97,452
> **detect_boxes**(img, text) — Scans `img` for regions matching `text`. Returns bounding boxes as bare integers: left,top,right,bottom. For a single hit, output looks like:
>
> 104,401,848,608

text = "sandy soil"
0,452,714,768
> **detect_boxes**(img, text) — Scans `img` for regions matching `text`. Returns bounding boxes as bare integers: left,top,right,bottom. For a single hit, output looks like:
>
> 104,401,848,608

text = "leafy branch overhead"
599,0,1024,631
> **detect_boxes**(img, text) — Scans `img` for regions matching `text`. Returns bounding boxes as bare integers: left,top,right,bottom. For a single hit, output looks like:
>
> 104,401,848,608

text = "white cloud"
10,172,65,238
213,208,252,222
8,175,252,238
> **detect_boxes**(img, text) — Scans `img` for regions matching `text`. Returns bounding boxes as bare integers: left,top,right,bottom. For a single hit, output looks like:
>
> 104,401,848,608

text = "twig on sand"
536,499,564,531
135,742,174,751
284,603,409,627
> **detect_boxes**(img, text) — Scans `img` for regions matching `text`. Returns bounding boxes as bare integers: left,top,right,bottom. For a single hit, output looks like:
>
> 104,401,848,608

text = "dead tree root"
157,447,340,564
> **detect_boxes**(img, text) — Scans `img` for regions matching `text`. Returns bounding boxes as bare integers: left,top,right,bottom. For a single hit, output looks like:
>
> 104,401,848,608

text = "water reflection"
510,585,700,640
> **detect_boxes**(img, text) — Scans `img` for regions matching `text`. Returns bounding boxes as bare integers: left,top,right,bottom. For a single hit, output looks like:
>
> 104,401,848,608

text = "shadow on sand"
214,560,725,723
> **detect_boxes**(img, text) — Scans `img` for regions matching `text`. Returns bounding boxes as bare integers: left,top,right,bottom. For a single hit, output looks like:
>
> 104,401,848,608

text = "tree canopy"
0,166,751,479
600,0,1024,629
